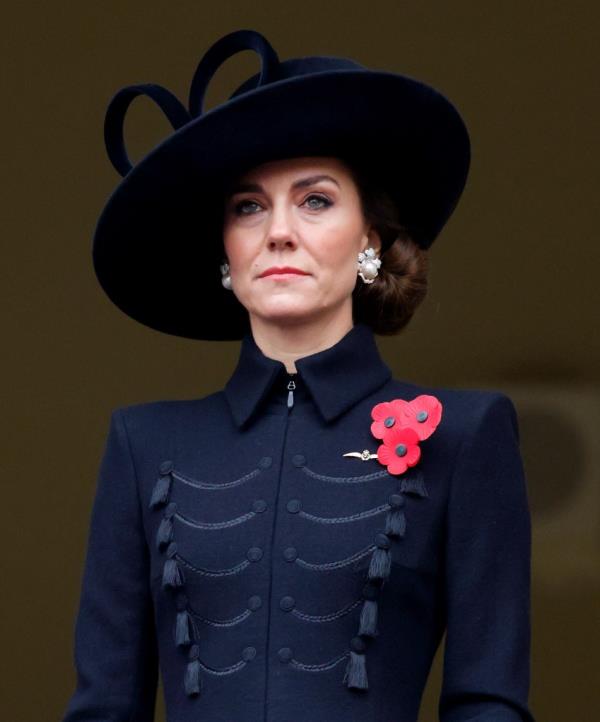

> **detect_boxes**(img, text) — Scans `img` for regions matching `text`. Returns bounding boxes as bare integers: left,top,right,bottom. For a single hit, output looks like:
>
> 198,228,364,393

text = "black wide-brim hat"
93,28,471,341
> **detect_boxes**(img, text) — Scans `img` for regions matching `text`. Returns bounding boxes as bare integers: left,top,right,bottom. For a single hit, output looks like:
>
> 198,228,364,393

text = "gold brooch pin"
344,394,443,476
342,449,379,461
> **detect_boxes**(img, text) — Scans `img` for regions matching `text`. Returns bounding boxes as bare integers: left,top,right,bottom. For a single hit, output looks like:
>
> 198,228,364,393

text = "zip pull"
287,376,296,408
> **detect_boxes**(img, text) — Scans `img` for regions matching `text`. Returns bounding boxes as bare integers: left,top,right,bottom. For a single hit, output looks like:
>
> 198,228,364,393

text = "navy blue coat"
62,323,534,722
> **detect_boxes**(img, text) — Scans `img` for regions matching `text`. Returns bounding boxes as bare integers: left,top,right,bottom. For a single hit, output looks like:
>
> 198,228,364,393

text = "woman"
62,29,535,722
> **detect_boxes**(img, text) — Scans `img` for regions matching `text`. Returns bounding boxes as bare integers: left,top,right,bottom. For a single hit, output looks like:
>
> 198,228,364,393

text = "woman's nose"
265,202,298,249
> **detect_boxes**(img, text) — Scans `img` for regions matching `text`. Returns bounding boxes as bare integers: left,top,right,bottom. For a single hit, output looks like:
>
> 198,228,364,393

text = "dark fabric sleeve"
439,394,535,722
61,408,159,722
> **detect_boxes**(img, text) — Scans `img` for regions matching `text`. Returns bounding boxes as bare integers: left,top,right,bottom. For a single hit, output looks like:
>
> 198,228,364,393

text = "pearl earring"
357,247,381,284
220,261,232,290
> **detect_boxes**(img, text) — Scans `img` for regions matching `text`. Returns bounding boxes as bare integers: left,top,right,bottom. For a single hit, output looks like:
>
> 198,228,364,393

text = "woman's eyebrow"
226,174,340,197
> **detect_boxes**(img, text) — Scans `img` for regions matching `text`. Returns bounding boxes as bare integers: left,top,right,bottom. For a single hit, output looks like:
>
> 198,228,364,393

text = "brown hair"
347,161,430,336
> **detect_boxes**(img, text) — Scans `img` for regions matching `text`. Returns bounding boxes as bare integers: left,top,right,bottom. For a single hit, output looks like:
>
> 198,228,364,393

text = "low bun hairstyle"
347,160,430,336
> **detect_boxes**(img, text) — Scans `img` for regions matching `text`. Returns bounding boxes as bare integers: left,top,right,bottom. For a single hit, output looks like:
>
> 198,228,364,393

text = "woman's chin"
252,303,321,325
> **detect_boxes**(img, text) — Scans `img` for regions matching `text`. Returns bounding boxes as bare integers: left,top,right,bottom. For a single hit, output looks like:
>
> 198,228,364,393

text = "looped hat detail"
93,28,471,341
188,29,282,118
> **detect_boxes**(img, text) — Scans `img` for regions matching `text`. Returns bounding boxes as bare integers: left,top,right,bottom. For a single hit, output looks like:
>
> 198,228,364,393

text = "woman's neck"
249,311,354,373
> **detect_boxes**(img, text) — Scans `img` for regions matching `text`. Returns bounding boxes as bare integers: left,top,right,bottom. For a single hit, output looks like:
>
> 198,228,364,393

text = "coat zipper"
264,371,296,719
286,374,296,409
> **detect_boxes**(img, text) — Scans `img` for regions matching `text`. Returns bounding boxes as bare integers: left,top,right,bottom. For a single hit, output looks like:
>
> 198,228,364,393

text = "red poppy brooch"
343,395,443,475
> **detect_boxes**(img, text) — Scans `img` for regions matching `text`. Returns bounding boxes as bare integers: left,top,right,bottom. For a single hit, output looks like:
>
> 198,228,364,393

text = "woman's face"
222,156,381,329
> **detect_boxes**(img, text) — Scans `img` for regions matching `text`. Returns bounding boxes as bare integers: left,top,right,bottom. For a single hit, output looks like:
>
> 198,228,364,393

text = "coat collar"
224,322,392,428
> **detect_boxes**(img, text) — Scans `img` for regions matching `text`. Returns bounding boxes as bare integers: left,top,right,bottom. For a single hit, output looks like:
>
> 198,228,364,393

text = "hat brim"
93,69,470,341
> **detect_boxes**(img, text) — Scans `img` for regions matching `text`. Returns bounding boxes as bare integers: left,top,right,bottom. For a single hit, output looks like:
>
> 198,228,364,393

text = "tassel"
358,599,378,637
343,652,368,689
156,516,174,549
385,493,406,537
176,609,192,646
343,636,368,689
368,549,390,580
368,533,392,581
385,509,406,537
175,594,192,647
150,472,172,509
400,472,428,498
162,542,184,589
156,502,177,550
184,644,202,696
359,582,381,637
163,559,184,589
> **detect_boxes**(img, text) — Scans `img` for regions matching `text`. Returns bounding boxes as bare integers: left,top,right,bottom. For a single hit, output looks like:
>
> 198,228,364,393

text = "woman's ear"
363,227,382,256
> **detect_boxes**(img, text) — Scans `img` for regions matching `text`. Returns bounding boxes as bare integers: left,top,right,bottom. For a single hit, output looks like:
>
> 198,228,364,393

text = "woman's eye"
232,194,332,216
304,194,332,210
234,200,262,215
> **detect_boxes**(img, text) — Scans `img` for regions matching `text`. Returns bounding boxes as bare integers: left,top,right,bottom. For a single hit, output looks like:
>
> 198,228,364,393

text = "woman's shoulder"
109,390,227,432
385,376,520,441
389,375,516,407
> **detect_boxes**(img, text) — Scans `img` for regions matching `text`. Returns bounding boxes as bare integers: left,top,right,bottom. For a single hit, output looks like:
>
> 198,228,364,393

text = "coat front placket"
147,324,427,710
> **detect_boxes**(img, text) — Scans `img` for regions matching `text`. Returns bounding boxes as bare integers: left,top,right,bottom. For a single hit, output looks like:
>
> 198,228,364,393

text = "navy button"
259,456,272,469
279,595,295,611
247,547,263,562
292,454,306,467
287,499,301,513
384,416,395,428
395,443,407,457
252,499,267,513
350,636,366,653
248,595,262,611
159,460,173,474
242,646,256,661
362,584,379,601
283,547,298,562
375,533,391,549
388,493,405,508
416,410,429,422
278,647,293,663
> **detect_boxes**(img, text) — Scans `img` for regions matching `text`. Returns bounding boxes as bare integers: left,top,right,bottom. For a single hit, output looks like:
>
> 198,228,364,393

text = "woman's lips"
259,267,310,278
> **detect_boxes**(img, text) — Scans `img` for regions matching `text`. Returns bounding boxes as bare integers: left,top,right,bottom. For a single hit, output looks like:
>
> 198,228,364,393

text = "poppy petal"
406,445,421,465
387,457,408,475
370,420,386,439
376,444,392,465
371,402,393,421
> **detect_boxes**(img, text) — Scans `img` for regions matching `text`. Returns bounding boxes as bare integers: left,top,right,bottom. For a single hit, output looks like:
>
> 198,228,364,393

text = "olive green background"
3,2,598,720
